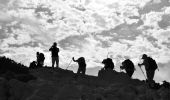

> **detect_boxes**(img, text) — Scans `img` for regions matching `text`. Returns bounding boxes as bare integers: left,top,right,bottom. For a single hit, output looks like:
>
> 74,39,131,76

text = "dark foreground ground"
0,67,170,100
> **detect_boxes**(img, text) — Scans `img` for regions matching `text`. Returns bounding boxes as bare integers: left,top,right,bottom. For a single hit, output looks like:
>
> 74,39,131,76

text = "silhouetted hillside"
0,56,29,74
0,56,36,82
0,57,169,100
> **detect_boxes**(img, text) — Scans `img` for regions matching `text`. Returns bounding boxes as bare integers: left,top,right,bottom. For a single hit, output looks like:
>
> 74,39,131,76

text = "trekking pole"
66,59,73,70
138,65,147,80
157,67,159,71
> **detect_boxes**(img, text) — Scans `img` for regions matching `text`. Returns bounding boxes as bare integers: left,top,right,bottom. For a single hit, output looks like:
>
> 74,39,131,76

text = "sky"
0,0,170,82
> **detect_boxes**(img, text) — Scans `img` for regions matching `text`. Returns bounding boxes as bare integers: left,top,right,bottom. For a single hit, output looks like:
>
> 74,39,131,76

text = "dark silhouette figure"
36,52,45,68
120,59,135,78
72,57,86,75
29,61,37,69
49,42,60,68
36,52,40,63
102,58,114,70
138,54,158,84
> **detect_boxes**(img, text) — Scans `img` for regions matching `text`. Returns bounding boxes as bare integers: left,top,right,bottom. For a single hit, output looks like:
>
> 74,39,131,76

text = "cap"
142,54,147,59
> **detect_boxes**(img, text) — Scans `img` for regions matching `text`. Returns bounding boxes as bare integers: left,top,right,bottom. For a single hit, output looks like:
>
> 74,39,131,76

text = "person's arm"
49,46,53,51
72,57,77,62
138,61,145,67
49,47,52,51
57,48,60,52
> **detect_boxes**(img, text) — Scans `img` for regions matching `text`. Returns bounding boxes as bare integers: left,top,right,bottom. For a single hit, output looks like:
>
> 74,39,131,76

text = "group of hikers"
30,42,159,86
30,42,59,69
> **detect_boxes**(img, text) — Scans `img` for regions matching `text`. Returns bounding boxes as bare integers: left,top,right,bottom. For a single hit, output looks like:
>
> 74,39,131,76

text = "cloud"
0,0,170,82
139,0,170,14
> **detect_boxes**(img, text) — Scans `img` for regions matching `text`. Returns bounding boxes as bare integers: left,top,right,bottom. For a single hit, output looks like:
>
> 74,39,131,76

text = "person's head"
53,42,57,46
142,54,147,59
36,52,39,55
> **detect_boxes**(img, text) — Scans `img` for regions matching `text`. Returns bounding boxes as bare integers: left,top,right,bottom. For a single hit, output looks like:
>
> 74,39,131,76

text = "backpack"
147,57,158,70
124,59,134,70
39,53,45,60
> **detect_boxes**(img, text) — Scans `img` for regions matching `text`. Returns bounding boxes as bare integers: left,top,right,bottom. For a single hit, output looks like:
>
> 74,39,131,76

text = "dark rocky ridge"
0,57,169,100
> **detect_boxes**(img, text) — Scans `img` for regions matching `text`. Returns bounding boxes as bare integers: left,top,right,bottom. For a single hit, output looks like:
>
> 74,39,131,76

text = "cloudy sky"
0,0,170,82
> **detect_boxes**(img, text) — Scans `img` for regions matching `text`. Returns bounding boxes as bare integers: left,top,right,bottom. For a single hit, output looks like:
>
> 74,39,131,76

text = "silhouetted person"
36,52,40,63
72,57,86,75
102,58,114,70
120,59,135,78
49,42,60,68
37,53,45,67
29,61,37,69
138,54,158,85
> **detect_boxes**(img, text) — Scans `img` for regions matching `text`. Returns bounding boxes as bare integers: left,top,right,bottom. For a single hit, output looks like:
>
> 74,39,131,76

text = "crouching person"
120,59,135,78
102,58,114,70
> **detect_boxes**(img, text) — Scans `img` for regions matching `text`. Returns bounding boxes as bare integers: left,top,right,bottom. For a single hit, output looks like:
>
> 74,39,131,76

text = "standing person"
39,53,45,67
72,57,86,75
36,52,40,64
120,59,135,78
49,42,60,68
36,52,41,68
138,54,158,85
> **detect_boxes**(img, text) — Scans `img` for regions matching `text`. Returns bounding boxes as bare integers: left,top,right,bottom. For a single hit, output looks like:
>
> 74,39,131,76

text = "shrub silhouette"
0,56,36,82
0,56,29,75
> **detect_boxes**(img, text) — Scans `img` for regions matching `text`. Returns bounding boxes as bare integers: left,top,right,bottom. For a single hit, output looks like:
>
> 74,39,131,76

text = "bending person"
72,57,86,75
120,59,135,78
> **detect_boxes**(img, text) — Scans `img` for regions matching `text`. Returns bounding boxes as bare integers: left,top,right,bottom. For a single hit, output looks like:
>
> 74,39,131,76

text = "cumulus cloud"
0,0,170,82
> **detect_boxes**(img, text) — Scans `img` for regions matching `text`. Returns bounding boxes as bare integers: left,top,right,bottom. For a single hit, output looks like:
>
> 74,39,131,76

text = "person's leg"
56,57,59,68
39,61,43,67
127,70,134,78
82,68,86,75
147,70,155,87
41,59,45,67
150,70,155,80
37,61,41,68
77,68,81,74
52,57,55,68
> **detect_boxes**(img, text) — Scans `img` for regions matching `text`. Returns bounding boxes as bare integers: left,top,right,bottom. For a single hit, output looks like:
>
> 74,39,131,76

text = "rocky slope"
0,67,169,100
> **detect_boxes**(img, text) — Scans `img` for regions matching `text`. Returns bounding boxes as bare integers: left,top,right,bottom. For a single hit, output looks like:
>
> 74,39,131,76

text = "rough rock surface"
0,67,169,100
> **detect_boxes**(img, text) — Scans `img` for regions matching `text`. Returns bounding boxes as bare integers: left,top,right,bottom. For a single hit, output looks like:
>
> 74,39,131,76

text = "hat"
53,42,57,46
142,54,147,59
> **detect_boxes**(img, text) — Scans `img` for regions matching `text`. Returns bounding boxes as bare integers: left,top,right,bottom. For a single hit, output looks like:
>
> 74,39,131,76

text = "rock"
15,74,37,82
117,85,138,100
158,87,170,100
8,79,34,100
0,78,8,100
98,69,131,84
53,84,81,100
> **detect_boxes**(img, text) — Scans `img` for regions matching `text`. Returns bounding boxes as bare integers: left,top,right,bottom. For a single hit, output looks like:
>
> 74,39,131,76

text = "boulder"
8,79,34,100
0,78,8,100
53,84,81,100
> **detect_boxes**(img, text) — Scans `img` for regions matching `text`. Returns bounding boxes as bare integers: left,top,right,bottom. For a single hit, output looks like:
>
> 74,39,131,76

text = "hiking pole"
66,59,73,70
138,64,147,80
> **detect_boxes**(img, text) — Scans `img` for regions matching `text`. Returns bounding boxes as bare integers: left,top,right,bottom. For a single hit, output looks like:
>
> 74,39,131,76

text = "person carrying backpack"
72,57,86,75
29,61,37,69
102,58,114,70
39,53,45,67
36,52,45,68
120,59,135,78
138,54,158,84
49,42,60,68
